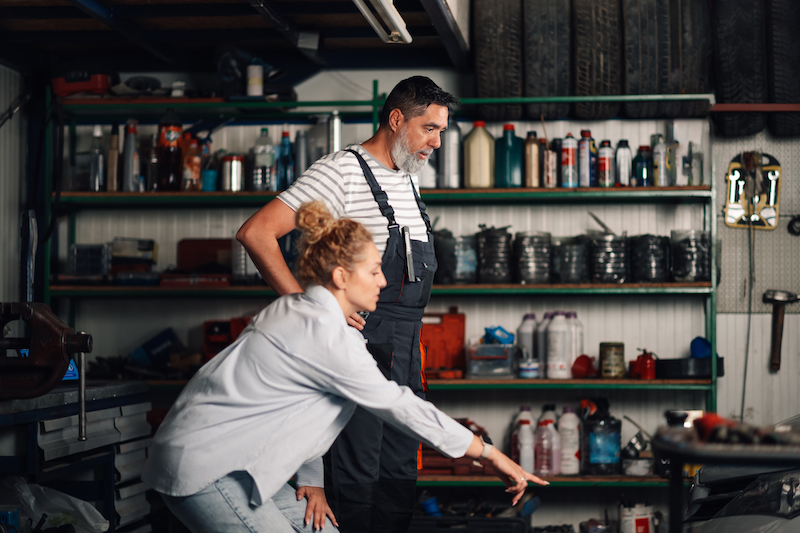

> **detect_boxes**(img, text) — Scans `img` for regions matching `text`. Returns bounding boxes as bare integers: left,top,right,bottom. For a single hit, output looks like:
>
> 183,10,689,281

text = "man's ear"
388,108,404,133
330,265,348,290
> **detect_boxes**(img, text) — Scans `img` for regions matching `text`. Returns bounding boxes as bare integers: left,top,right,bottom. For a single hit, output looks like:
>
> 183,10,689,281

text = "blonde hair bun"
294,201,374,289
296,201,335,245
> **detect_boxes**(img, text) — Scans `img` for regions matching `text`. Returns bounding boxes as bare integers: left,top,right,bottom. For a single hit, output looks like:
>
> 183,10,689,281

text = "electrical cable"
740,151,757,422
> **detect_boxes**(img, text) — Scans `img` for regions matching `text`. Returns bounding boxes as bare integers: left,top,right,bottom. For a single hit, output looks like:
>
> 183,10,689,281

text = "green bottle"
495,124,523,188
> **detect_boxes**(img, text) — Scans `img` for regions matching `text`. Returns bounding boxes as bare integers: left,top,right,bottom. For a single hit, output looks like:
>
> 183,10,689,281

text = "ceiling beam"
63,0,178,65
247,0,328,67
418,0,469,71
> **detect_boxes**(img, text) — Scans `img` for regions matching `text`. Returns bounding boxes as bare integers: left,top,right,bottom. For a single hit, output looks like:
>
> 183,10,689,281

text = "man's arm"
236,198,303,296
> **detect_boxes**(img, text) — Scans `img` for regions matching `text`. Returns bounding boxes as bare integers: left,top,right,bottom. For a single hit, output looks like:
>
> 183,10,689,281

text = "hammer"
762,290,799,372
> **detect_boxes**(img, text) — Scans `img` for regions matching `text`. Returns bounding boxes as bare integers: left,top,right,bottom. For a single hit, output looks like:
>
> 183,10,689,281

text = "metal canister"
543,148,558,188
437,117,462,188
561,133,578,187
599,342,625,378
598,140,615,187
578,129,597,187
220,155,244,191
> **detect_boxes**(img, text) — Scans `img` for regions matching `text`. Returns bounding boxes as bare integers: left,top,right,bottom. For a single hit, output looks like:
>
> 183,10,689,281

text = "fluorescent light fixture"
352,0,413,44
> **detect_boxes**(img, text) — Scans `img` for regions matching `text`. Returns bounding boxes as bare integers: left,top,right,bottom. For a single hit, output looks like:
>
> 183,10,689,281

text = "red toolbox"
420,306,465,379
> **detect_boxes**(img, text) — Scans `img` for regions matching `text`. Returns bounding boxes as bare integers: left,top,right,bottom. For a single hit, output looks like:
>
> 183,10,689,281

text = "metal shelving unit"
46,91,719,494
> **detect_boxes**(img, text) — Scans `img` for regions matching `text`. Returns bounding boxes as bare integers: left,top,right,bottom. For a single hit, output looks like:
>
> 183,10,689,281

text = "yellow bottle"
463,120,494,188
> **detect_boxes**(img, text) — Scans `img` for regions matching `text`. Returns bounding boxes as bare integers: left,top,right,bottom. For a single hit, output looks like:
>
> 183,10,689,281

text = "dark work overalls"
324,150,437,533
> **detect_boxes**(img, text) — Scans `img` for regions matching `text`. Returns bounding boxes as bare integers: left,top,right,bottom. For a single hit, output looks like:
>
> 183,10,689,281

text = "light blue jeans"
161,471,338,533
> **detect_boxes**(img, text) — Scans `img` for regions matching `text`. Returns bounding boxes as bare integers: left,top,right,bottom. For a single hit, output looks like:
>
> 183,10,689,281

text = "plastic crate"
466,344,516,379
420,306,466,378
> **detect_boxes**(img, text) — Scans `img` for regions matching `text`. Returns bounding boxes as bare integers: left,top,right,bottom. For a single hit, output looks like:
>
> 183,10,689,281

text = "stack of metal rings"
513,231,551,284
551,236,589,283
476,226,513,283
671,230,710,282
589,233,628,283
630,235,670,282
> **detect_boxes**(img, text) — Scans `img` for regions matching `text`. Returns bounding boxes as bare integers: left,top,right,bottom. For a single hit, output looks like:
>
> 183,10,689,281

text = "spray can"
578,130,597,187
616,140,633,186
560,133,578,188
550,138,562,186
598,140,615,187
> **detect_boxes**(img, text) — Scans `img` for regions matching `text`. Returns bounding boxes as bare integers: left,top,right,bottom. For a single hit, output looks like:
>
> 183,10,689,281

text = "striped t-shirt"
278,144,428,256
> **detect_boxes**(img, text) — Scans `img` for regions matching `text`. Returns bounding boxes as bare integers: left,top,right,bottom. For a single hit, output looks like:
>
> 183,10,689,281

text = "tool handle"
770,303,785,372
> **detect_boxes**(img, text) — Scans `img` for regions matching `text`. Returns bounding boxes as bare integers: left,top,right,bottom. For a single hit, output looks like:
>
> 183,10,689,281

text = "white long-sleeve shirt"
142,285,473,506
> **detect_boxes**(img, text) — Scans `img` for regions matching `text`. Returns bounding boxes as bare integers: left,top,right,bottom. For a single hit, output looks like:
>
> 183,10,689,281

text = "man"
236,76,458,532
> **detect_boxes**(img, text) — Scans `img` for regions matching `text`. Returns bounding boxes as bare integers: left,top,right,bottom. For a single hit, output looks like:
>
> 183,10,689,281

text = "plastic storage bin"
466,344,516,379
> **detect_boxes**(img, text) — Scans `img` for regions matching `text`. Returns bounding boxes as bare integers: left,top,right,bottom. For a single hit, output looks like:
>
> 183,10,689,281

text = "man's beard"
390,126,432,174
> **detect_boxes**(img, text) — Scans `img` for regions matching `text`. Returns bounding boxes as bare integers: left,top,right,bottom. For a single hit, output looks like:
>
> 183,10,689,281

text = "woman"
142,202,547,532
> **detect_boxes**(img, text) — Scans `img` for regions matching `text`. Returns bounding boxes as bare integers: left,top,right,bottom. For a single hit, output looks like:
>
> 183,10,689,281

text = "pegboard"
714,129,800,313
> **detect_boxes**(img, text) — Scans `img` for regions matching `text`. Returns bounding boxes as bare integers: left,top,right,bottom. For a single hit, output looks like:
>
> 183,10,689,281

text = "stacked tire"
472,0,712,121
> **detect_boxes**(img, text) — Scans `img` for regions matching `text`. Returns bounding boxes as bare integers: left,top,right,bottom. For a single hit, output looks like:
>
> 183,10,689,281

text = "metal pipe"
77,345,87,441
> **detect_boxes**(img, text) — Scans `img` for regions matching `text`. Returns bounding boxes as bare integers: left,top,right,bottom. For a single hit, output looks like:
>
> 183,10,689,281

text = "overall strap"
345,149,396,227
408,179,433,233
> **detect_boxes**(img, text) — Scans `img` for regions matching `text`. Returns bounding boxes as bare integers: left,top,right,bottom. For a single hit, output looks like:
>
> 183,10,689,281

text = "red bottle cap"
282,131,290,137
503,124,515,131
474,120,486,127
581,130,591,137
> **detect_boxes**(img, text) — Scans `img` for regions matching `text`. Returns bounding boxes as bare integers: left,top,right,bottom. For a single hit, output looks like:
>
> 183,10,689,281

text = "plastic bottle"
534,420,554,476
252,128,275,191
517,313,538,378
510,405,534,463
122,120,142,192
632,145,652,187
565,311,584,372
182,138,202,191
546,312,571,379
89,125,105,192
560,133,578,188
652,134,667,187
535,312,553,377
524,131,540,187
538,403,558,427
616,140,633,186
580,398,622,475
578,130,597,187
518,419,535,474
549,420,562,475
438,116,462,188
597,140,615,187
495,124,523,188
277,130,294,190
559,406,582,475
107,121,119,192
464,121,494,188
155,108,183,191
147,134,159,191
295,129,310,177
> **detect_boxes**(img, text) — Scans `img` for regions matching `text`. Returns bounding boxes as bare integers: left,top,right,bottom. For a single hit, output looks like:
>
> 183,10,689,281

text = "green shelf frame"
54,186,712,209
426,379,711,392
417,475,684,488
48,283,711,299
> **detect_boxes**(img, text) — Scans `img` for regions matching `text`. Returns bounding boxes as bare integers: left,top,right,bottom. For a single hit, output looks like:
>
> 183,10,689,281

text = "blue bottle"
277,130,294,190
495,124,523,188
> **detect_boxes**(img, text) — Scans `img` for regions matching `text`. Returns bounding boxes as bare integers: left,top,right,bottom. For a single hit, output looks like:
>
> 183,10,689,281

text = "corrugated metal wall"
0,65,23,304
